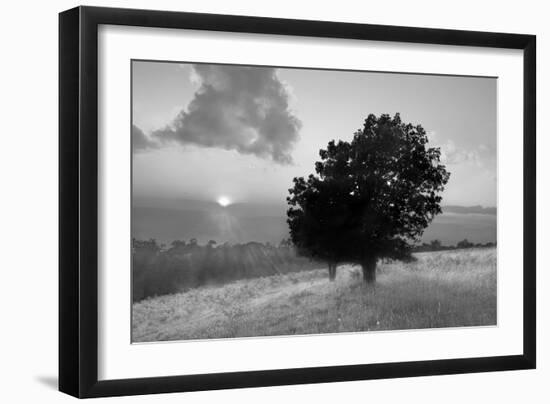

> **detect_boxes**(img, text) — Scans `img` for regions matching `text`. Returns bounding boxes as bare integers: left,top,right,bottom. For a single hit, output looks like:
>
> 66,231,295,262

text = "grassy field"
132,248,497,342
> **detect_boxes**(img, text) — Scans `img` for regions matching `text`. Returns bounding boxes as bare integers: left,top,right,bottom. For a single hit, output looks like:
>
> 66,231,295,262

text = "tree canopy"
287,113,450,283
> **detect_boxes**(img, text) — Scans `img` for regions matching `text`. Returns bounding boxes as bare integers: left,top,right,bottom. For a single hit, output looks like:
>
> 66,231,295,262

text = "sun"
217,196,231,207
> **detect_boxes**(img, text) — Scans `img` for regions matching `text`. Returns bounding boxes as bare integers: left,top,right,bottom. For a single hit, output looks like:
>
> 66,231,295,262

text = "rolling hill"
132,248,497,342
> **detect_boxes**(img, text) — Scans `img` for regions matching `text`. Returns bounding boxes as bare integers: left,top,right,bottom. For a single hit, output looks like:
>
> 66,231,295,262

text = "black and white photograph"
1,0,545,401
131,60,497,343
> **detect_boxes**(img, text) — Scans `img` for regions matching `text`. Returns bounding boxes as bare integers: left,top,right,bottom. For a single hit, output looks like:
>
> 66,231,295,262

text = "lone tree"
287,113,450,284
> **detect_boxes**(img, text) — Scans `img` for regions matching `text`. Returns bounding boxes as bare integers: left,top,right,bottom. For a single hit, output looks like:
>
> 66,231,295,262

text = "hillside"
132,248,496,342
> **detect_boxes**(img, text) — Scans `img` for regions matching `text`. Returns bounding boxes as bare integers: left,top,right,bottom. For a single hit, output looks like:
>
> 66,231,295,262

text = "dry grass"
132,248,496,342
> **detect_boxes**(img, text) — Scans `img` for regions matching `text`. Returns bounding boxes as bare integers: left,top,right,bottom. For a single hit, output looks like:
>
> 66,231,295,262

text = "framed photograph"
59,6,536,398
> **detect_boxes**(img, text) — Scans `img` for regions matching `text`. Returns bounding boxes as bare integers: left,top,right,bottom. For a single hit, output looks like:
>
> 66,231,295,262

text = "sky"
132,60,497,209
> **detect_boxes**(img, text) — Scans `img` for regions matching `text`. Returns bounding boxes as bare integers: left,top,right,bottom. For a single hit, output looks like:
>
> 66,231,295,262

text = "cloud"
152,64,301,164
440,140,482,166
132,124,159,152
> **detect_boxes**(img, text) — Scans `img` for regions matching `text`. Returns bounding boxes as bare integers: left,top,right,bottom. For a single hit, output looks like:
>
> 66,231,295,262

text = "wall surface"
0,0,547,402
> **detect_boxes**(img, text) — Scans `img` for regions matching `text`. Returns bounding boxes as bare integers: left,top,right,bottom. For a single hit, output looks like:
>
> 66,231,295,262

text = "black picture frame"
59,5,536,398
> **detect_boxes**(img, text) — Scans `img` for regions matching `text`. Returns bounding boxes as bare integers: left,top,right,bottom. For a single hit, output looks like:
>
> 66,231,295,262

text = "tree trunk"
328,262,336,281
361,256,377,284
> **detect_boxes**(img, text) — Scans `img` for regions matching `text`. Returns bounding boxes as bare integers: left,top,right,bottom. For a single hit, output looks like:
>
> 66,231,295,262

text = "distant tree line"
132,238,318,302
413,239,496,253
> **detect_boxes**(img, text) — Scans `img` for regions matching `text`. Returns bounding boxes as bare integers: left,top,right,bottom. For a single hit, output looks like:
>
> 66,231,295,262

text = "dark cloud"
152,64,301,164
132,124,158,152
